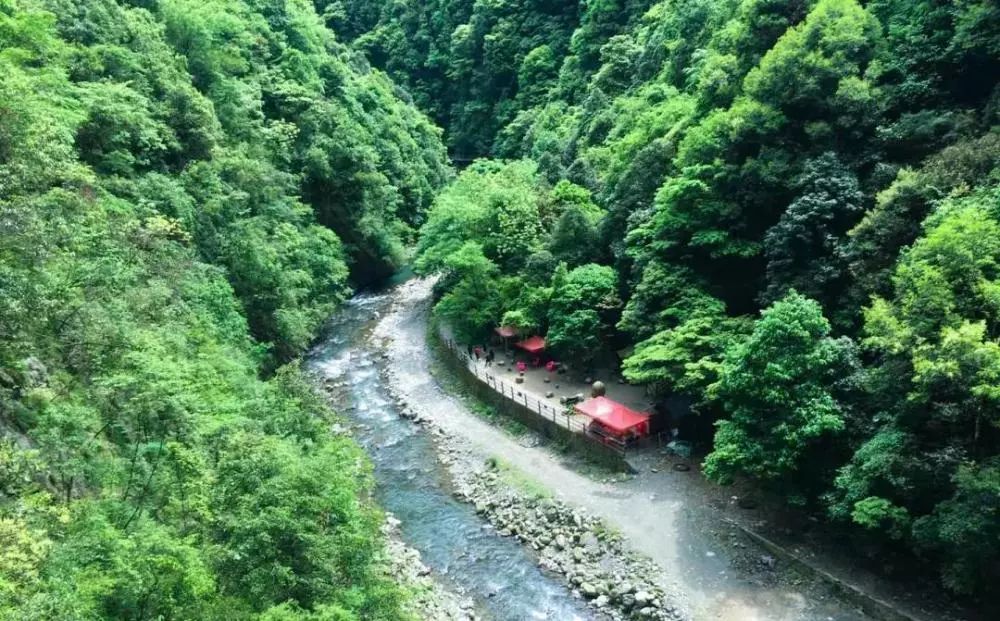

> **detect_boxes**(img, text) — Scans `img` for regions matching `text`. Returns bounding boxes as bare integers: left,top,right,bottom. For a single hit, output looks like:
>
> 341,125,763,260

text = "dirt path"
375,279,872,621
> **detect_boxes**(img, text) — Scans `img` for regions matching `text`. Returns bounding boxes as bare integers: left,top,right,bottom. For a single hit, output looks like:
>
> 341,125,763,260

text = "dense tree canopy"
0,0,450,617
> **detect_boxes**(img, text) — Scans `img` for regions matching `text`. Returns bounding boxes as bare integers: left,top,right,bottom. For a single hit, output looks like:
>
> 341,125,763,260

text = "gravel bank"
380,514,479,620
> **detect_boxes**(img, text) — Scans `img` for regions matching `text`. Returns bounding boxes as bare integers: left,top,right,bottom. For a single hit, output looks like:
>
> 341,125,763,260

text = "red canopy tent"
515,335,546,354
495,326,517,338
574,396,650,438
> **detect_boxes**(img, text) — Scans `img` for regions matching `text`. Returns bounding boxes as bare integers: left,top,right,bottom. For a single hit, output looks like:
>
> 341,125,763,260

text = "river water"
308,292,595,621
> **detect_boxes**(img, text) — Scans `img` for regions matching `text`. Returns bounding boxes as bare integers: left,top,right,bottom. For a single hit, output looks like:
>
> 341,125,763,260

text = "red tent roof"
575,397,650,435
495,326,517,338
515,335,546,353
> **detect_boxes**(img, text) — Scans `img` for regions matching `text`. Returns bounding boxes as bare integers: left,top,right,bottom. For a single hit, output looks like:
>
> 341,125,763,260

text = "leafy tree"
549,206,600,267
499,278,552,335
331,0,580,158
481,176,544,271
547,263,621,367
547,310,604,370
517,45,558,107
211,431,397,615
842,131,1000,315
829,192,1000,592
912,459,1000,594
705,292,857,493
543,180,603,229
415,159,542,273
521,249,558,285
433,242,502,343
617,262,724,341
761,152,865,311
623,313,751,399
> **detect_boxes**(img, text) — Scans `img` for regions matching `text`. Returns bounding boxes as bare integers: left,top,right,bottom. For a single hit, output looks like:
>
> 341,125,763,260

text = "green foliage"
912,459,1000,594
499,278,552,335
152,0,450,288
761,152,865,312
415,160,562,340
518,45,558,108
826,427,919,528
0,182,406,618
549,206,601,267
547,264,621,367
843,131,1000,314
415,159,542,274
432,243,502,343
623,314,751,399
618,259,752,398
617,263,724,341
325,0,582,157
211,431,398,616
548,264,620,317
4,0,449,364
547,309,604,370
705,292,858,490
827,192,1000,593
849,496,910,540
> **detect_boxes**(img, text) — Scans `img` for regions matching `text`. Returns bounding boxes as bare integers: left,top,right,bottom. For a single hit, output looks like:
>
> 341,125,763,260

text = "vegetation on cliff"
0,0,450,617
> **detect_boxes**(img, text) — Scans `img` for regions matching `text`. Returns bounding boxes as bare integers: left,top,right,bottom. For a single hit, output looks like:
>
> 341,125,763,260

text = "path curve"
376,278,870,621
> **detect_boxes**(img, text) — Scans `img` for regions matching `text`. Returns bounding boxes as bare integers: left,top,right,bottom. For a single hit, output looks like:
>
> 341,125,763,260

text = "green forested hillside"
0,0,448,618
344,0,1000,599
4,0,1000,615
